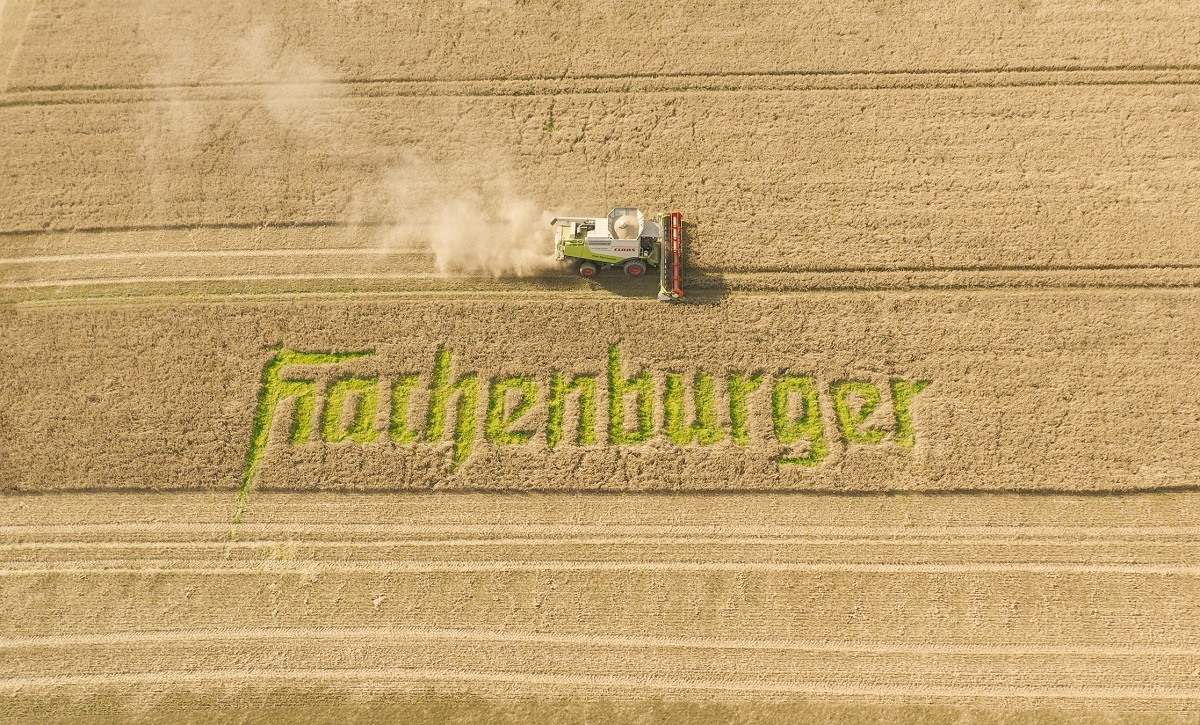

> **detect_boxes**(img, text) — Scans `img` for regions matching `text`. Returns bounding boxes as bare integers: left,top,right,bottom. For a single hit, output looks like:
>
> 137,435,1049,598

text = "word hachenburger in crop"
242,347,930,486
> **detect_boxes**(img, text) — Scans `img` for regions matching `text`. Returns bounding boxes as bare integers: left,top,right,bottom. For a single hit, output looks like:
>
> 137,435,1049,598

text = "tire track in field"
7,264,1200,298
0,0,34,91
4,493,1198,704
6,249,1200,274
15,63,1200,92
6,523,1200,538
6,624,1200,658
0,273,441,288
2,665,1198,701
0,220,376,238
0,248,429,264
5,561,1200,575
6,535,1198,549
5,66,1200,108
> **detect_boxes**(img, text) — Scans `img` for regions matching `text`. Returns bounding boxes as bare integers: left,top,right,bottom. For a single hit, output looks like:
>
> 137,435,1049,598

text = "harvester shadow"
586,268,729,305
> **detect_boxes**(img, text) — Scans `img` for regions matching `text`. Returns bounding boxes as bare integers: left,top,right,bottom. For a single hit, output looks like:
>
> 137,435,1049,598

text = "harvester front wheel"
578,261,598,277
623,259,647,277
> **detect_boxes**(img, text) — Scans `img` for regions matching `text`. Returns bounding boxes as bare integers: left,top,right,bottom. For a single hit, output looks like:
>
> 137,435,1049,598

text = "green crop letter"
831,381,886,445
663,372,725,445
486,376,538,445
239,348,372,523
772,375,828,466
389,374,421,444
322,377,381,444
607,345,655,444
425,348,480,466
728,372,764,446
891,379,931,448
547,372,597,447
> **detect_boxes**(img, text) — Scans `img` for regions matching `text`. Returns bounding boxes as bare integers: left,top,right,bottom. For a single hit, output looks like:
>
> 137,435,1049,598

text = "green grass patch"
771,375,828,466
663,372,725,445
424,348,480,466
607,345,654,445
728,372,764,446
891,379,931,448
486,376,538,445
831,381,886,445
322,377,381,444
236,348,372,527
389,374,421,444
546,372,597,447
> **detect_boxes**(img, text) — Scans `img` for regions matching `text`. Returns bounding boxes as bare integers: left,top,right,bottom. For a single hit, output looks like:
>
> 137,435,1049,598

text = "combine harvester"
551,207,684,302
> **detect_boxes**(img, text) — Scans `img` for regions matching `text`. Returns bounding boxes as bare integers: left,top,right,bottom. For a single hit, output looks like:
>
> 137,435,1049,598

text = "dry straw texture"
4,0,1200,721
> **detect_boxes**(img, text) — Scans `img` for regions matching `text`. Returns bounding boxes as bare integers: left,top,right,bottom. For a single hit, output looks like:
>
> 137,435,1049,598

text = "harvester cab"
551,207,684,302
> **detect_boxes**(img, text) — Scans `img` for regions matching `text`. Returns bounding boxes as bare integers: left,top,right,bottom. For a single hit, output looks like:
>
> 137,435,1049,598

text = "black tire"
623,259,647,277
578,261,598,277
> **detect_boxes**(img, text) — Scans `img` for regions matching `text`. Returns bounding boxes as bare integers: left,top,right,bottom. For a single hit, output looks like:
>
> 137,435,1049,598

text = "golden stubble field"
5,1,1200,722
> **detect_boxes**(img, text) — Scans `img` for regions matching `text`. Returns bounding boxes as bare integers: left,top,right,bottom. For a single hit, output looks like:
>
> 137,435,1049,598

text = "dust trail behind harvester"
136,10,560,279
370,157,560,278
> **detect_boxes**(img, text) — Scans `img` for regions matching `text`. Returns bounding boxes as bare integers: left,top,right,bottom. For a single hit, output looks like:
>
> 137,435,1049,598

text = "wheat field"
5,1,1200,722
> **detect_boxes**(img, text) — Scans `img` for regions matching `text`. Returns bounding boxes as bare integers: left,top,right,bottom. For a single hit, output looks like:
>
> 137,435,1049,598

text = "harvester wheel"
623,259,647,277
578,261,598,277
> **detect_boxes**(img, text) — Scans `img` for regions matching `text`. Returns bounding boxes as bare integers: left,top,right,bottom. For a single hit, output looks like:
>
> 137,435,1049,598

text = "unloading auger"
550,207,685,301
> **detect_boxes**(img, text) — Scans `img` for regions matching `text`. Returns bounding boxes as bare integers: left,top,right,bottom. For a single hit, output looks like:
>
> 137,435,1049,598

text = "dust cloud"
370,157,560,278
137,12,560,278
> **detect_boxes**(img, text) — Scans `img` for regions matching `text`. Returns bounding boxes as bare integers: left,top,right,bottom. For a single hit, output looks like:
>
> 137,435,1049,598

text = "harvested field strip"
7,267,1200,304
7,667,1200,702
7,534,1200,547
0,225,393,258
7,631,1200,697
7,490,1200,709
0,280,586,304
8,523,1200,538
7,562,1200,575
0,259,436,286
8,67,1200,107
0,220,382,241
0,260,436,284
0,248,428,264
0,220,379,239
3,531,1200,566
9,625,1200,657
7,252,1200,274
4,617,1200,700
1,273,440,288
0,0,33,89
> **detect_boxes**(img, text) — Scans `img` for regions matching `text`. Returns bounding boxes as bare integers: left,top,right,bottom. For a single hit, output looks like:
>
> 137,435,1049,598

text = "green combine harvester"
551,207,684,302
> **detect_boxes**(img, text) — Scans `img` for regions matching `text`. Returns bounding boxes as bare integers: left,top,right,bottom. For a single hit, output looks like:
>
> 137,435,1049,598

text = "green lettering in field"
235,346,934,515
772,375,828,466
322,377,381,443
486,376,538,445
239,348,372,524
728,372,764,446
663,372,725,445
607,345,654,444
389,374,421,444
546,372,597,447
891,379,931,448
425,348,480,466
831,381,886,445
